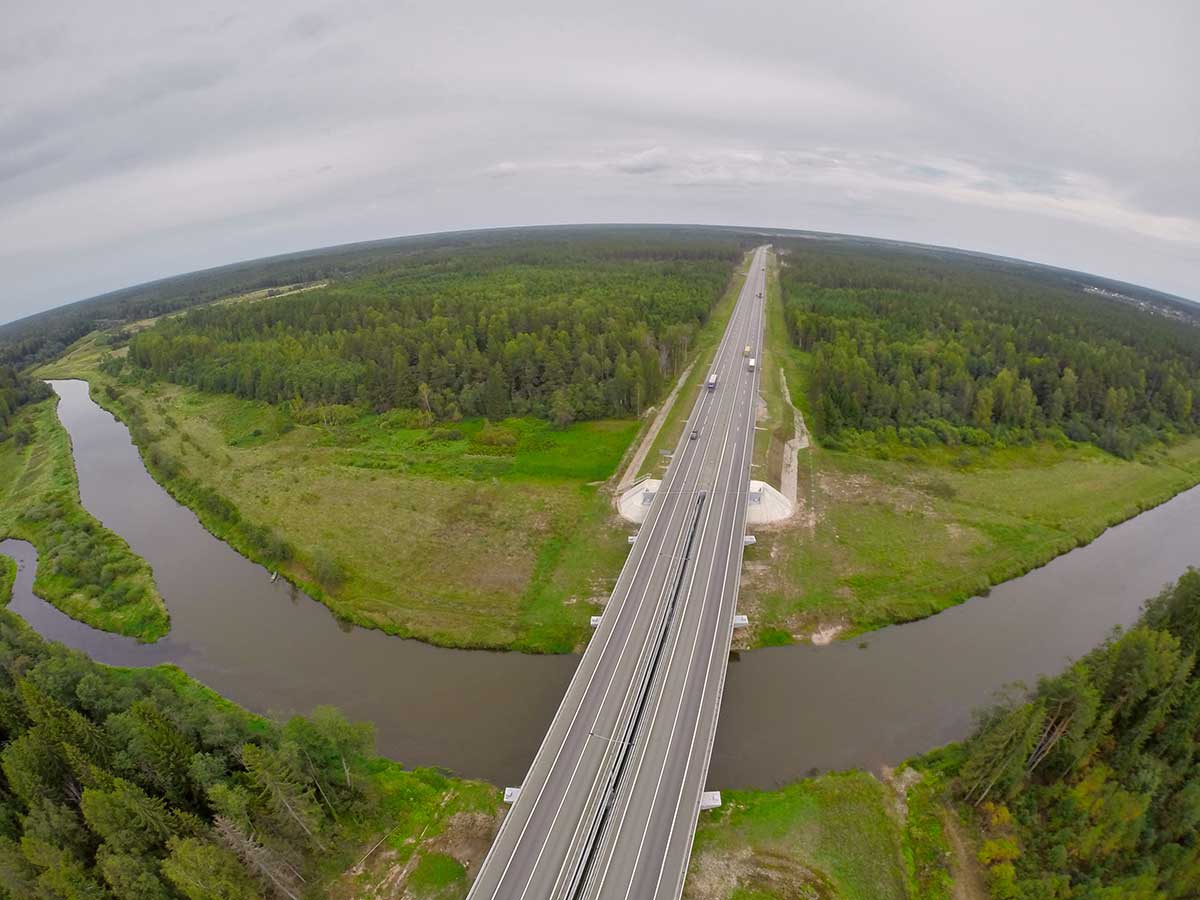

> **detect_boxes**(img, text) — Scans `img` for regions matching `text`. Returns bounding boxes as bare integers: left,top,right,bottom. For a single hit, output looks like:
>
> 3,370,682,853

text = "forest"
0,368,51,445
123,238,743,425
779,241,1200,458
949,568,1200,897
0,226,748,374
0,599,456,900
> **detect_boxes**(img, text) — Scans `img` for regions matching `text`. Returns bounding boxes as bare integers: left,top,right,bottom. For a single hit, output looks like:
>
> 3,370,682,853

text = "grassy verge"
685,768,953,900
637,250,755,480
752,248,793,486
741,257,1200,646
0,398,169,640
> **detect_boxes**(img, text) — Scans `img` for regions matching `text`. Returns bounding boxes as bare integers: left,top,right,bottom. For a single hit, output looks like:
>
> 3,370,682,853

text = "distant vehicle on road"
707,373,717,390
743,344,751,356
748,357,756,372
690,428,699,440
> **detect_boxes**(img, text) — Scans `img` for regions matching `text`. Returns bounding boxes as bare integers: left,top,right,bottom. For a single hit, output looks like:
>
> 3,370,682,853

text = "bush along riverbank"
0,582,502,899
931,567,1200,897
0,396,168,642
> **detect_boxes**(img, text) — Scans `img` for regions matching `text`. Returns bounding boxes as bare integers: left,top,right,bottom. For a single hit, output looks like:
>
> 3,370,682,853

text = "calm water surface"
2,379,1197,788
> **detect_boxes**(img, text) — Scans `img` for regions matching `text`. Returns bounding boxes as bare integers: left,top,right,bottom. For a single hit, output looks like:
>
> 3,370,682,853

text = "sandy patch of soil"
329,804,503,899
810,622,847,645
424,810,504,879
943,808,989,900
880,764,922,821
685,846,838,899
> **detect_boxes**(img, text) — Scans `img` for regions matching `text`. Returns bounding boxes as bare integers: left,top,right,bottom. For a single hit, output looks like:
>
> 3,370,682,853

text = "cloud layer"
1,0,1197,322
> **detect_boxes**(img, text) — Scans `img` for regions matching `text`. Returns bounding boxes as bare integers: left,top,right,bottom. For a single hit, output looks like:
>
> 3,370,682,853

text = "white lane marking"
619,257,765,900
591,278,758,900
527,476,701,898
584,255,760,896
656,254,769,900
476,303,741,899
490,248,766,899
564,248,768,900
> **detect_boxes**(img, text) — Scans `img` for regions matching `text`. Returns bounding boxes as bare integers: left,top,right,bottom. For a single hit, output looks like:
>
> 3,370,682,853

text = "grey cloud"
287,11,337,41
613,147,673,174
0,0,1196,324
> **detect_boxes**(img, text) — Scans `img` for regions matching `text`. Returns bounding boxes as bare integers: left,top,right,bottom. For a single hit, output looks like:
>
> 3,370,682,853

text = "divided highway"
468,245,769,900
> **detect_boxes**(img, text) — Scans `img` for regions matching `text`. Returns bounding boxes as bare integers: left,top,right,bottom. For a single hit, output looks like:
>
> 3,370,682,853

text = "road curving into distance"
468,246,769,900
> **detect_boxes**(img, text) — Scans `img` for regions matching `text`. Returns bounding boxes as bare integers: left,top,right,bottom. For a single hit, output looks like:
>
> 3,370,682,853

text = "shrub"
311,548,346,589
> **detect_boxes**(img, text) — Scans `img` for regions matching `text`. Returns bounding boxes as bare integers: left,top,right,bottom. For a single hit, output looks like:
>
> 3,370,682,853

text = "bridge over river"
468,246,769,899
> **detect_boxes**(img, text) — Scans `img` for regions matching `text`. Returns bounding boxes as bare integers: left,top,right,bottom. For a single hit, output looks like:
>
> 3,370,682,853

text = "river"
2,379,1197,789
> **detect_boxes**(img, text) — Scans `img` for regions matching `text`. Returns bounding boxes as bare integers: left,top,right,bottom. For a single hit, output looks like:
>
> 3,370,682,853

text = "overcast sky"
2,0,1197,324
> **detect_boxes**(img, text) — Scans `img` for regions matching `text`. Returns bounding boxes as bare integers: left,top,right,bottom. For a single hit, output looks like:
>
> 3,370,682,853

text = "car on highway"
690,428,699,440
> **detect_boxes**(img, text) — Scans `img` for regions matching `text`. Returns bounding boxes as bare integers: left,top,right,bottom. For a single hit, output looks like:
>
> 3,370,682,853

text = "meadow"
42,338,640,652
739,249,1200,645
685,768,953,900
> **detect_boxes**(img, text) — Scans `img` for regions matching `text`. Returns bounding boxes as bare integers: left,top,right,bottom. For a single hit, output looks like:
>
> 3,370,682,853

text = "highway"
468,245,768,900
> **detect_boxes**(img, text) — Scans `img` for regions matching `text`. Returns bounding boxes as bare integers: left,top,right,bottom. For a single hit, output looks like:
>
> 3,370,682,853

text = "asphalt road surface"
468,245,768,900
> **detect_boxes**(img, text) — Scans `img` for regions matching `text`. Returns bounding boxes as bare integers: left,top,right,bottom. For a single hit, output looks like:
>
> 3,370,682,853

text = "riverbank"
0,562,505,898
35,253,754,655
740,250,1200,645
33,261,1200,657
0,397,169,640
0,544,965,899
40,338,635,652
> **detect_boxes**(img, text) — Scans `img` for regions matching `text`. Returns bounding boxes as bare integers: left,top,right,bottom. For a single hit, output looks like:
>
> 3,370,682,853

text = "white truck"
748,358,757,372
706,373,718,390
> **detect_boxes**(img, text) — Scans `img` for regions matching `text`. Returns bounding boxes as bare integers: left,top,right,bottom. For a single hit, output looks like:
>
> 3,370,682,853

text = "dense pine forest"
950,568,1200,898
0,368,51,445
0,606,435,899
779,242,1200,457
123,238,743,424
0,226,747,375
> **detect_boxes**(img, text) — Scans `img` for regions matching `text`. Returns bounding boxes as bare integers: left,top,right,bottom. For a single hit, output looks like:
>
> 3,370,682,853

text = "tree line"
0,603,393,899
950,568,1200,897
0,226,749,373
0,367,51,445
779,242,1200,458
123,242,741,426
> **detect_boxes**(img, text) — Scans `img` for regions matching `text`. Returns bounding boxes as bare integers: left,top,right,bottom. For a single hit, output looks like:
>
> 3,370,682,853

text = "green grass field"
0,399,169,640
742,252,1200,645
40,335,645,652
685,770,949,900
35,251,754,654
35,250,1200,653
744,421,1200,644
